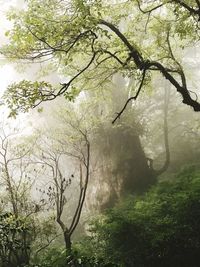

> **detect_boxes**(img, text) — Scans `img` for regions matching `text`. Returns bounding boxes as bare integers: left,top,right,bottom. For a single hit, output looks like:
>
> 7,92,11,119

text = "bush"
86,166,200,267
28,247,66,267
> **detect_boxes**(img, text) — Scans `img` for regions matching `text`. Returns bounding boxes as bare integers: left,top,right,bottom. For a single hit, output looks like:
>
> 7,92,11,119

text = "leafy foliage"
29,247,66,267
86,166,200,267
2,0,200,116
4,80,55,117
0,212,32,267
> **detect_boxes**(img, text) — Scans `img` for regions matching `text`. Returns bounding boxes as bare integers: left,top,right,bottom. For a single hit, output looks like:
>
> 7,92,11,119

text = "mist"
0,1,200,267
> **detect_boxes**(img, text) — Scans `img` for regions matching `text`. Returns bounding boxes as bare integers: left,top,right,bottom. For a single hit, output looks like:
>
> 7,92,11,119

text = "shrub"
86,166,200,267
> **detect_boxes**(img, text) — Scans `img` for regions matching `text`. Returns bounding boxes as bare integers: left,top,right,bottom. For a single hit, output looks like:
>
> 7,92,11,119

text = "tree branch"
99,20,200,113
57,51,97,96
136,0,166,14
34,234,60,256
69,140,90,235
173,0,199,15
112,68,147,123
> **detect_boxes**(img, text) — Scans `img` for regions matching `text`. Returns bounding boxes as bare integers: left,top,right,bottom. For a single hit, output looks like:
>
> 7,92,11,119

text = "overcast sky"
0,1,17,97
0,0,35,130
0,0,27,98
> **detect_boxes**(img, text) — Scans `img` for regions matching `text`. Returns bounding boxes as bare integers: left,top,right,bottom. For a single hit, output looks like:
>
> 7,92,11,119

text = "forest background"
0,0,200,266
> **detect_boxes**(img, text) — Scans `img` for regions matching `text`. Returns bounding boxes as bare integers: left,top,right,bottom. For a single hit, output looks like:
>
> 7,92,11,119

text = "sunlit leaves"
2,0,200,115
3,80,55,117
0,212,30,252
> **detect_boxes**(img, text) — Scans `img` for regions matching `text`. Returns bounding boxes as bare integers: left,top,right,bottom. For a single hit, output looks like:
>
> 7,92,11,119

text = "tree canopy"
2,0,200,118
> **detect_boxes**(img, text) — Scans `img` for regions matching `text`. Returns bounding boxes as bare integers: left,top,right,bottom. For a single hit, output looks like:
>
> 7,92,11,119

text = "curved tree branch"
112,68,147,123
98,20,200,114
136,0,167,14
4,11,200,116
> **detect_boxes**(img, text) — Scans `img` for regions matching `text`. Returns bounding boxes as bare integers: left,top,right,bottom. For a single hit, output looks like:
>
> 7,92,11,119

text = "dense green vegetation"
0,0,200,266
85,166,200,267
20,167,200,267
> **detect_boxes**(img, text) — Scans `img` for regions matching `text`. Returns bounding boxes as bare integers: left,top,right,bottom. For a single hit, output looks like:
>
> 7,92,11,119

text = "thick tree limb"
5,7,200,117
99,20,144,69
174,0,200,16
99,20,200,120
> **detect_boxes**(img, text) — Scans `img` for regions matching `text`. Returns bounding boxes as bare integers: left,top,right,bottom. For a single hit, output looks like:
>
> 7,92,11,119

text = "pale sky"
0,0,26,97
0,1,17,97
0,1,33,130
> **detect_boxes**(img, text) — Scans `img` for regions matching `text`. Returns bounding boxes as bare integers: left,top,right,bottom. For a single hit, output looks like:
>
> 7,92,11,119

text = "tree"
0,122,57,267
32,112,91,261
0,125,35,217
1,0,200,118
3,0,200,208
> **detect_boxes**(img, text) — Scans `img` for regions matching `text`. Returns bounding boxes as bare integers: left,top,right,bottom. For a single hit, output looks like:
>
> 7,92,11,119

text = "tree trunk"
64,232,76,267
64,231,72,251
90,124,156,210
88,74,157,210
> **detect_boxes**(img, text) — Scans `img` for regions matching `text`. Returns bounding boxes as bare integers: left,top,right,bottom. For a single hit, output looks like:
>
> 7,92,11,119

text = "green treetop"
1,0,200,118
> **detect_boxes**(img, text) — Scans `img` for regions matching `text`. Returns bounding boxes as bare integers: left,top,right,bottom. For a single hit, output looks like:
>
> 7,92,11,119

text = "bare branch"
34,234,60,256
112,68,147,123
136,0,166,14
57,51,97,96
